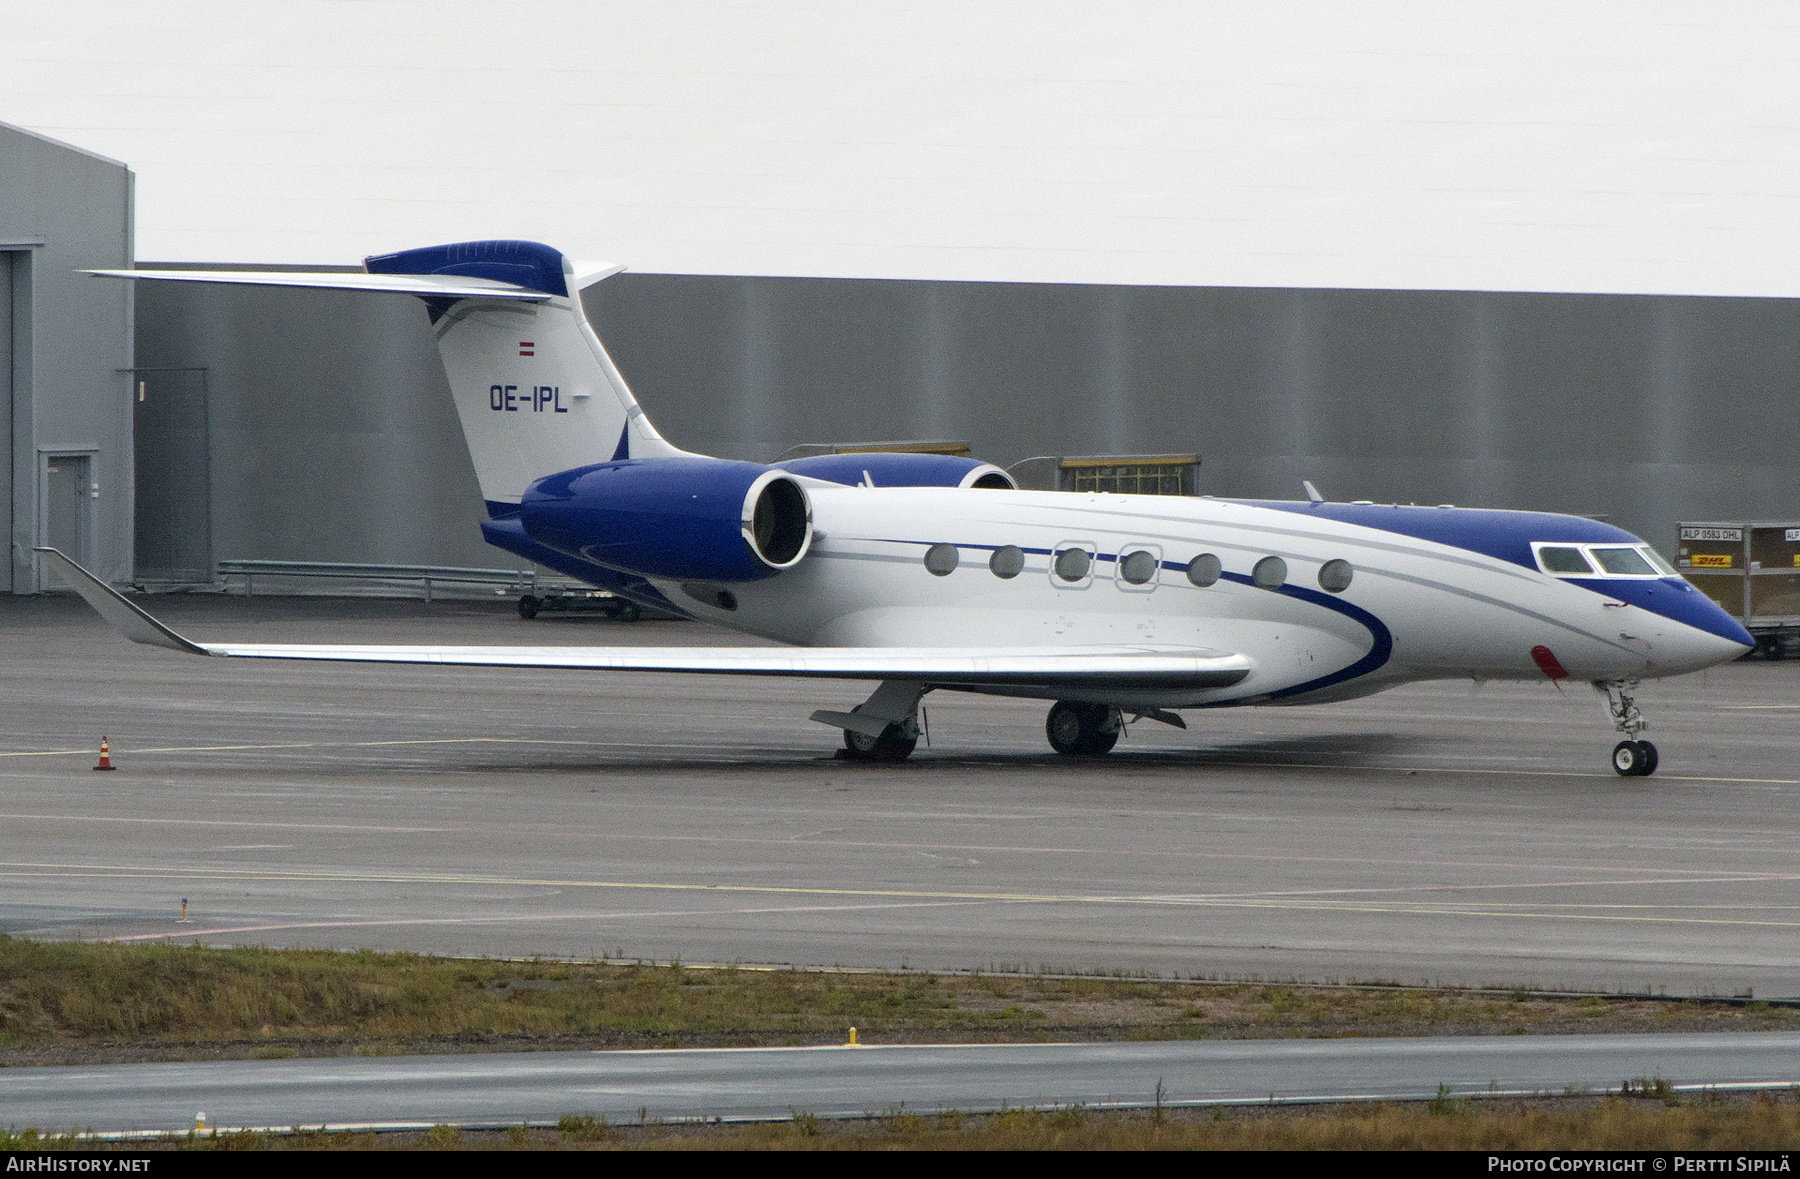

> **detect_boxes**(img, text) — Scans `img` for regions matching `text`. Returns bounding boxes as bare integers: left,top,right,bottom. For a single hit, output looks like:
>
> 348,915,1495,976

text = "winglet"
33,549,212,656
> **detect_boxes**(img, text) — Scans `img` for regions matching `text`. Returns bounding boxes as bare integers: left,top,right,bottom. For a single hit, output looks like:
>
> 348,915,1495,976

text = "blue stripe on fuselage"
1235,501,1640,570
1212,570,1394,702
1239,500,1750,648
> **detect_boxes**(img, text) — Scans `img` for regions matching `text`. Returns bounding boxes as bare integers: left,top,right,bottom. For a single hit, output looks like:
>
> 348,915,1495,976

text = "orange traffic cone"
93,736,116,771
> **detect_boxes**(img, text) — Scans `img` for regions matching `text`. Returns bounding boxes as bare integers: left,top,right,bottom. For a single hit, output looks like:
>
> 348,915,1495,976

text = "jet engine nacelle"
519,457,812,582
773,452,1014,489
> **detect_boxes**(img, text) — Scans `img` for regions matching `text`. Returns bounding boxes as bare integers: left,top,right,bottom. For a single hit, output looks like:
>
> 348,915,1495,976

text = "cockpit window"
1590,547,1655,576
1533,542,1683,580
1537,546,1593,574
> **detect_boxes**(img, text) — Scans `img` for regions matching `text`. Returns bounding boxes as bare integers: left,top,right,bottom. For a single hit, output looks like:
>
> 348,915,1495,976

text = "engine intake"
744,469,810,568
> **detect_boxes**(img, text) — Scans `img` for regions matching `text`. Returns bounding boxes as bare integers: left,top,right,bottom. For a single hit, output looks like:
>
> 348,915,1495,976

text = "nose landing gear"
1046,701,1122,756
1596,680,1658,776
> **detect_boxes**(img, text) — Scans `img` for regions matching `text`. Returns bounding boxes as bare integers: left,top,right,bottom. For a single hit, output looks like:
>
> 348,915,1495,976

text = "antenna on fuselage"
1302,480,1324,504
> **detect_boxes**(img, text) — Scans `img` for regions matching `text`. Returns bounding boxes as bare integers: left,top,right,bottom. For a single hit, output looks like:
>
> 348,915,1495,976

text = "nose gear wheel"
1612,740,1658,777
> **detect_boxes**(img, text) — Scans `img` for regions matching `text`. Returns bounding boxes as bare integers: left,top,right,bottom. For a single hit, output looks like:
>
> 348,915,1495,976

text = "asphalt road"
6,1032,1798,1132
3,593,1799,995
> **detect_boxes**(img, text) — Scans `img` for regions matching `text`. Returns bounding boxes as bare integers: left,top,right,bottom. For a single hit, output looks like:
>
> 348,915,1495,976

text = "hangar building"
5,5,1799,586
130,272,1800,581
0,121,133,593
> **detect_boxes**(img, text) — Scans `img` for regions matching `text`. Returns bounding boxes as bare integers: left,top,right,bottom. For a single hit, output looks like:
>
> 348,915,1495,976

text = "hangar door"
132,367,212,582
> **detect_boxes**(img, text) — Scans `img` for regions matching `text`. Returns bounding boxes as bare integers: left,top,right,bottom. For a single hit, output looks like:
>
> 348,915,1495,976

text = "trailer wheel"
518,594,540,620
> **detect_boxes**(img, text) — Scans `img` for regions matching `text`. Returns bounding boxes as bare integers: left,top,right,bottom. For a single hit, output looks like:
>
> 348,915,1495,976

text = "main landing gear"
1597,679,1658,777
812,680,927,762
1046,701,1122,756
814,686,1176,761
841,707,919,762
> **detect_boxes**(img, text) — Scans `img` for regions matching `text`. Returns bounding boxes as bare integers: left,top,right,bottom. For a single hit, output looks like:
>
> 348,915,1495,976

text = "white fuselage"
648,488,1747,708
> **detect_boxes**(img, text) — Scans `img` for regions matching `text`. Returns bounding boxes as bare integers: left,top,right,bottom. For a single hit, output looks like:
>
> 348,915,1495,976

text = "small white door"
40,453,96,590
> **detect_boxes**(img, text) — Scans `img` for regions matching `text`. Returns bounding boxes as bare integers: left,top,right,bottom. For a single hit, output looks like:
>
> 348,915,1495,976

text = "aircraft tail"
88,239,690,512
364,240,689,510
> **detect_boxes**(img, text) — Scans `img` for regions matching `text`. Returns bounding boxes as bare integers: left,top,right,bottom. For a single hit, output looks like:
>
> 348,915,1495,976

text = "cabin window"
924,543,959,576
989,545,1024,579
1318,558,1354,593
1118,548,1159,586
1052,543,1095,586
1252,555,1287,589
1186,553,1221,587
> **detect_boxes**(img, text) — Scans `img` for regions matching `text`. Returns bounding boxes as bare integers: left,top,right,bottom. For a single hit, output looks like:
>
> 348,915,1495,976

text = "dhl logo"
1691,554,1733,568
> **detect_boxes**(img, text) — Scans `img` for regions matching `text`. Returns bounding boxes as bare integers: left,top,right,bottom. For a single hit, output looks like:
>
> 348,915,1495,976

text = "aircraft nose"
1687,597,1754,665
1695,592,1754,649
1705,626,1754,662
1623,582,1753,671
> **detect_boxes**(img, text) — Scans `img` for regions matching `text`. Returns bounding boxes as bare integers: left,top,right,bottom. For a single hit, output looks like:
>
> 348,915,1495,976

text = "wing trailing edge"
37,550,1252,691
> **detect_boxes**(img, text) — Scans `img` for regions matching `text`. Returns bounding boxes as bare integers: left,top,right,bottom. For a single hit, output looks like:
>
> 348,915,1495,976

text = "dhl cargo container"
1675,521,1800,657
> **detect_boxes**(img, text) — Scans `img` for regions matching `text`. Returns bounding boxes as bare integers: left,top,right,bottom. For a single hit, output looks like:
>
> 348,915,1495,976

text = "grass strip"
8,1094,1800,1151
2,936,1796,1063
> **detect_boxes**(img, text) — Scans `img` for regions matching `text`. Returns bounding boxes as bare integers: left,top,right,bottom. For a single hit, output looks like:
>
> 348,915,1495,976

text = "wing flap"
201,641,1250,687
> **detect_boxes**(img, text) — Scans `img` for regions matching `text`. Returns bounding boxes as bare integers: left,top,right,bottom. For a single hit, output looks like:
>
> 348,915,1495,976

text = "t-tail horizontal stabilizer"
38,549,1253,690
84,239,687,512
78,269,554,300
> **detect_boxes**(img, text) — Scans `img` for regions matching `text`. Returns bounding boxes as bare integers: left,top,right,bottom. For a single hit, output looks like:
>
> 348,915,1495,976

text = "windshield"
1590,547,1656,576
1535,542,1683,579
1538,546,1594,574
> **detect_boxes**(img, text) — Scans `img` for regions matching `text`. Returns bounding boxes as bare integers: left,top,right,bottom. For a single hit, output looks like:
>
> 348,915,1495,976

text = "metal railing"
216,559,539,602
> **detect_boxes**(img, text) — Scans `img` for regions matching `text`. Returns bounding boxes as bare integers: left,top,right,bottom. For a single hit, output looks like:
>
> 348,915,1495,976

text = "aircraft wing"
82,269,552,301
37,549,1252,690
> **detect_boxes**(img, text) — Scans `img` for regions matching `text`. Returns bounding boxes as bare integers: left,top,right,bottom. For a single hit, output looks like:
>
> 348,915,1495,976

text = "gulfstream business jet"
52,240,1753,776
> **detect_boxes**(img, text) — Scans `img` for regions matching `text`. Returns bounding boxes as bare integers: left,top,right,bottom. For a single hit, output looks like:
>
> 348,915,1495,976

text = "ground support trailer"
1676,521,1800,658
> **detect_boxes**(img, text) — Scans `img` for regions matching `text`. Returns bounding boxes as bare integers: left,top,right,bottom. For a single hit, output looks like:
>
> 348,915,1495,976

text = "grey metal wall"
585,277,1800,549
133,278,493,570
0,122,135,591
133,271,1800,570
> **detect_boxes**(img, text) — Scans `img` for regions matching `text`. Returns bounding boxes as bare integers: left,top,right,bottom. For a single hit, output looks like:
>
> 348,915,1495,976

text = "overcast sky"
3,1,1797,295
